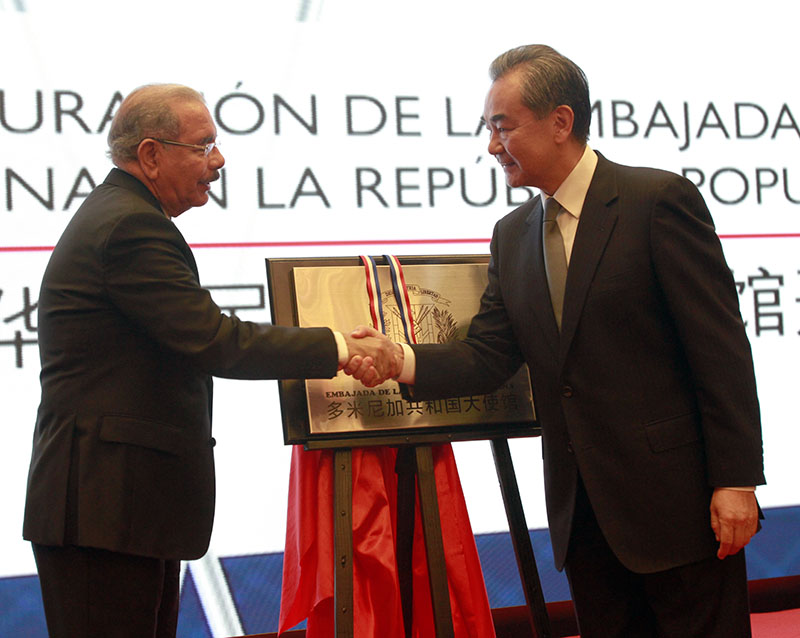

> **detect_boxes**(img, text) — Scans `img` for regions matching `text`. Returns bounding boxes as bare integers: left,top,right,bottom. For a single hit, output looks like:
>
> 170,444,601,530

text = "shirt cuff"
717,486,756,492
333,331,348,368
396,343,416,384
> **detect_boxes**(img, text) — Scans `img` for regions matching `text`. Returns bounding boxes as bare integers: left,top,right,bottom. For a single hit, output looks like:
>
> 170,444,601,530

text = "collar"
105,167,171,219
540,145,598,220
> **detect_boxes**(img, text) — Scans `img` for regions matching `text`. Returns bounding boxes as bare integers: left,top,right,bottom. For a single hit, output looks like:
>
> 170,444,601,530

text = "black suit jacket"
410,153,764,573
23,169,338,560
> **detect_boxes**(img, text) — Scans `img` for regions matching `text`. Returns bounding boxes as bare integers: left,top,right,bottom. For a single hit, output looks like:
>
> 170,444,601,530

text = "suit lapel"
559,155,619,362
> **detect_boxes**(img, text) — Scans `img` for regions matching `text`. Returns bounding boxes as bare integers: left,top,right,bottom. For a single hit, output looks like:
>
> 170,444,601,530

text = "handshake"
340,326,405,388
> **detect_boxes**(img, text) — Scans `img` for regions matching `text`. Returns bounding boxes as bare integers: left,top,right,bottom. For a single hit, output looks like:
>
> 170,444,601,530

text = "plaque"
267,256,538,448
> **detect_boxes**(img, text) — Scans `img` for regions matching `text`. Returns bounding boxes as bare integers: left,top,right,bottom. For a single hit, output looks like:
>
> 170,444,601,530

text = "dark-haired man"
350,45,764,637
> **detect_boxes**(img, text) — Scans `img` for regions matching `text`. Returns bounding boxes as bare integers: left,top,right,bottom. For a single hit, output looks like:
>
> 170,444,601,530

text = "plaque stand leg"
332,445,455,638
395,445,455,638
395,447,416,638
332,440,551,638
333,448,354,638
491,438,552,638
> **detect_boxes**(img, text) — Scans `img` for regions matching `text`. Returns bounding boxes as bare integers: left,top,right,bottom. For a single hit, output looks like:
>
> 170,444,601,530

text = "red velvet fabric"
279,444,495,637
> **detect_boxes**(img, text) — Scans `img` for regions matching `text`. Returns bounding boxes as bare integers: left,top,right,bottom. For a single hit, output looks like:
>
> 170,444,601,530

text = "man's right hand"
342,326,404,387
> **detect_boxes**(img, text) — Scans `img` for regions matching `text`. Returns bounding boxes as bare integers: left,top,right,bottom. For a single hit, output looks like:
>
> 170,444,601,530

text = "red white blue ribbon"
383,254,417,345
360,255,386,334
359,255,417,345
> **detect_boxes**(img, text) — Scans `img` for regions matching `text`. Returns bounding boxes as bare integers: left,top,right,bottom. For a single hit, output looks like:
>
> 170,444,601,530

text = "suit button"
209,437,217,447
567,441,574,453
562,386,574,398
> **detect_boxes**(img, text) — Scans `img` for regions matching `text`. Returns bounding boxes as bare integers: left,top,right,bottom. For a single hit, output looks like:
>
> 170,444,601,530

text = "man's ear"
137,139,160,180
552,105,575,143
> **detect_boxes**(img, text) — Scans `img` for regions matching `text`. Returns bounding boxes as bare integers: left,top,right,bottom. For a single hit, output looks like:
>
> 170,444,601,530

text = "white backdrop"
1,0,798,582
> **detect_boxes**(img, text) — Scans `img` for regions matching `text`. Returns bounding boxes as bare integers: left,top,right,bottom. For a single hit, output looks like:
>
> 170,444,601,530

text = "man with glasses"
23,84,398,638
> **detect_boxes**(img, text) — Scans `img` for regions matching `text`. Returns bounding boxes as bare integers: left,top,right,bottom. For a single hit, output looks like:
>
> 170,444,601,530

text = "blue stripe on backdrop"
0,574,47,638
475,528,571,606
2,504,798,637
744,506,800,579
221,553,287,635
176,571,214,638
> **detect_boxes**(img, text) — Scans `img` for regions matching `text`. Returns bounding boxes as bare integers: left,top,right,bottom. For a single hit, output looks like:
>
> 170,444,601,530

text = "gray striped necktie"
542,197,567,330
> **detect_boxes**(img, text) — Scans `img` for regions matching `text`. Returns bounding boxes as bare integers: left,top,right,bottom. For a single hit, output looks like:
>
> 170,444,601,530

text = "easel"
330,439,552,638
266,255,552,638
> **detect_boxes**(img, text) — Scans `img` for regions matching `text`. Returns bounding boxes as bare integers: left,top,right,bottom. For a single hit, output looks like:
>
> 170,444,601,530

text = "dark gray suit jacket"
410,153,764,573
23,169,338,560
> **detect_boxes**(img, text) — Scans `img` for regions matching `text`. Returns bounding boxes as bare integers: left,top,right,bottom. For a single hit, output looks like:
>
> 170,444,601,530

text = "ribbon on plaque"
359,254,387,335
384,254,418,346
280,256,495,638
359,254,417,345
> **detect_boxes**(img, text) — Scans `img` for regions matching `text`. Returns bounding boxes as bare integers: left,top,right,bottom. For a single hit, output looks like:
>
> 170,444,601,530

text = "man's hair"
107,84,206,165
489,44,591,144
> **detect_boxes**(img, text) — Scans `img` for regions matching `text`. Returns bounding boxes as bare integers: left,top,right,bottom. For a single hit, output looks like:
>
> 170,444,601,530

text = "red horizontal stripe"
1,233,798,253
718,233,800,240
189,238,490,249
0,245,56,252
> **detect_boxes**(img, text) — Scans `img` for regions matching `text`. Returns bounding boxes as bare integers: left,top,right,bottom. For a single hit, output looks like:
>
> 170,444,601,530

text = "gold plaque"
291,261,535,438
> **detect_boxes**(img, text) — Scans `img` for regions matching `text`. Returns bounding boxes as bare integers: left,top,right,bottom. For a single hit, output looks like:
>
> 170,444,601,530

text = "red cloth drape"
279,444,495,638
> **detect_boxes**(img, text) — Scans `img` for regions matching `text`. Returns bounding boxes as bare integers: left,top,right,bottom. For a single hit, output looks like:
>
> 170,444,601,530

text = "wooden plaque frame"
266,255,539,449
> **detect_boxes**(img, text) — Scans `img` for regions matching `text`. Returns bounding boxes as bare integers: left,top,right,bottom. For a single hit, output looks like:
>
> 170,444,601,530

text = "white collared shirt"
541,145,598,265
395,148,598,383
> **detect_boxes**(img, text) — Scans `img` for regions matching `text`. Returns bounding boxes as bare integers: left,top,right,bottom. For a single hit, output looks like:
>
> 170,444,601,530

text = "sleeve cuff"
716,486,756,492
333,331,348,368
396,343,416,384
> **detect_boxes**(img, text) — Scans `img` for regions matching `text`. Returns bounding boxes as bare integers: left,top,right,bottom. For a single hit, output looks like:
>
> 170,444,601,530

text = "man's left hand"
710,488,758,560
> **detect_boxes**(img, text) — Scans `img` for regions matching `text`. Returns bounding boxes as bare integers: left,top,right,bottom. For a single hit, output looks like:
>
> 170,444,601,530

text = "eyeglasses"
146,138,220,157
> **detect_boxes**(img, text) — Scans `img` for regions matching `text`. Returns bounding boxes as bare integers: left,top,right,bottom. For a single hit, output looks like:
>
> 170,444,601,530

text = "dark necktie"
542,197,567,330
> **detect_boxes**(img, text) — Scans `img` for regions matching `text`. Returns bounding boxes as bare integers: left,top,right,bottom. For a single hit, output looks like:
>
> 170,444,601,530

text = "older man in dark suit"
23,83,397,638
349,45,764,637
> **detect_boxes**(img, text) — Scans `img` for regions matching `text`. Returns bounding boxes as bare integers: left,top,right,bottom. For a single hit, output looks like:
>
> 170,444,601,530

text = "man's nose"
210,146,225,169
487,131,503,156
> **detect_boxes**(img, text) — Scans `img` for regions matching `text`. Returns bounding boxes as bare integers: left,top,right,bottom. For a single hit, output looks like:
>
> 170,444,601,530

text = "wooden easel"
331,439,552,638
266,255,550,637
